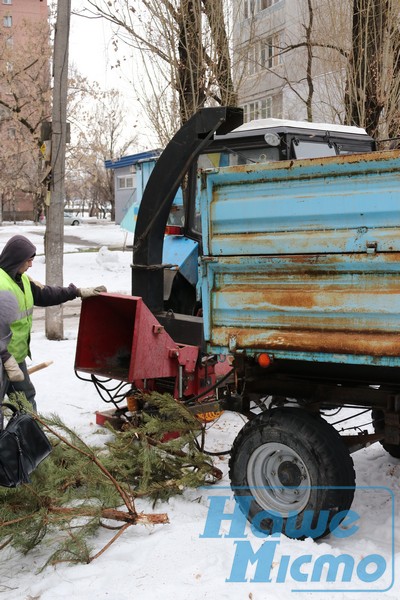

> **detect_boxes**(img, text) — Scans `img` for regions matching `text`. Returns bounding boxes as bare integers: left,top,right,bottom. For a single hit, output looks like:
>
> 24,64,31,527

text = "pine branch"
34,413,136,515
0,391,220,566
142,432,222,481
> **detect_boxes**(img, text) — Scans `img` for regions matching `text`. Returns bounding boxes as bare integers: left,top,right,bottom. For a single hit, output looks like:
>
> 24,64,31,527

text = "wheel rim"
247,442,311,516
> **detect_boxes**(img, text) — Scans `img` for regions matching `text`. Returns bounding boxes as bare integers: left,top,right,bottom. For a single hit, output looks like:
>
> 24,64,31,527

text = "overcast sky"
68,1,152,149
69,3,117,88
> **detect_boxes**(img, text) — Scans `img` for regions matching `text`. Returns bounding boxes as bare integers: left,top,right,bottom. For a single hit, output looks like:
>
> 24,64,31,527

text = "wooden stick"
27,360,54,375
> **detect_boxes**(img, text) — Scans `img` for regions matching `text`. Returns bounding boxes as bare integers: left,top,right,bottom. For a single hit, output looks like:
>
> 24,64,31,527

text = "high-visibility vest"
0,269,33,363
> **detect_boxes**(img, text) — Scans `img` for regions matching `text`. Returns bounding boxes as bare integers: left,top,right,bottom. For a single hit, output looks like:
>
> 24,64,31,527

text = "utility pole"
45,0,71,340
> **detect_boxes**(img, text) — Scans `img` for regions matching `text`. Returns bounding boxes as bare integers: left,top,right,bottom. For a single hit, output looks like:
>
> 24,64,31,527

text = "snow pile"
96,245,121,270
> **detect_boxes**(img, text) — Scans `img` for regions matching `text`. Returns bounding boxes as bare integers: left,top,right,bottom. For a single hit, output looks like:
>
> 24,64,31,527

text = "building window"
244,0,281,17
260,0,280,10
260,97,272,118
242,97,273,122
246,32,283,75
248,44,257,75
261,32,283,69
6,35,13,47
8,127,16,139
3,15,12,27
117,175,134,190
2,0,12,4
243,0,255,19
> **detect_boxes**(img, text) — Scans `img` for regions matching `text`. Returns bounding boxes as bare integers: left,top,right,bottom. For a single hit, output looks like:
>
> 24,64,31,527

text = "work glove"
77,285,107,299
4,356,24,382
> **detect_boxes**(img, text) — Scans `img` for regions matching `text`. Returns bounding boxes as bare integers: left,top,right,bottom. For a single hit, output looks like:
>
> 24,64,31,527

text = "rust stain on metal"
217,253,400,267
211,327,400,357
214,282,400,312
216,149,400,178
209,149,400,200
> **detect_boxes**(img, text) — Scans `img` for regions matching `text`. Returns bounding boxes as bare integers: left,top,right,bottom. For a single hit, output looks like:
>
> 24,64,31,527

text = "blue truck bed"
199,150,400,366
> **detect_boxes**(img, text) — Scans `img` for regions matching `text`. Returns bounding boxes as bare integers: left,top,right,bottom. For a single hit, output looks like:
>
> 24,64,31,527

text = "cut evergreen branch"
0,391,221,567
103,392,222,502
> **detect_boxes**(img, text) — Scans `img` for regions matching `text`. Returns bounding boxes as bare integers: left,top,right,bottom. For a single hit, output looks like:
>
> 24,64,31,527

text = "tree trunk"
345,0,388,137
177,0,206,124
202,0,238,107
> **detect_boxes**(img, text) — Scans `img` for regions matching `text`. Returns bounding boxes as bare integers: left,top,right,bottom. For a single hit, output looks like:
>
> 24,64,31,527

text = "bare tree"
76,0,237,141
345,0,400,139
66,85,137,220
0,18,51,220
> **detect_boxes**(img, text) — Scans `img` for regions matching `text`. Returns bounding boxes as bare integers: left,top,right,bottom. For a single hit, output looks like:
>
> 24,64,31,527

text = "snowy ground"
0,222,399,600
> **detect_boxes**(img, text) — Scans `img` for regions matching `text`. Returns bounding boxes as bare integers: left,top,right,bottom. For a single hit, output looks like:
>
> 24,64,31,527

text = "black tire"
72,220,80,226
229,407,355,540
372,409,400,458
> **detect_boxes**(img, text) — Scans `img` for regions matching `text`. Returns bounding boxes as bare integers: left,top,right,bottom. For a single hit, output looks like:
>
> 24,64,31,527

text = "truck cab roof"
226,117,370,136
211,117,376,162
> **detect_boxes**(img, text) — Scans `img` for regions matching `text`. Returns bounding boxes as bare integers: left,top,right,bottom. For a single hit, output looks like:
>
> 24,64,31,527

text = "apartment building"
0,0,47,29
232,0,347,123
0,0,49,221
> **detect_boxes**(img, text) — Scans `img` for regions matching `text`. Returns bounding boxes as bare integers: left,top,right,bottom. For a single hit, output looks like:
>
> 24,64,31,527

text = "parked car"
64,212,80,226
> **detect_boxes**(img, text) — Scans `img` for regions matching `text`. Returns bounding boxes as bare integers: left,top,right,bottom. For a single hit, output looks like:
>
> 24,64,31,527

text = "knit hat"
0,235,36,280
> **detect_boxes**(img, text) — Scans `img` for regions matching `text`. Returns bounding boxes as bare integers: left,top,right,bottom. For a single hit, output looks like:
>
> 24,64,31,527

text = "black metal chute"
131,106,243,314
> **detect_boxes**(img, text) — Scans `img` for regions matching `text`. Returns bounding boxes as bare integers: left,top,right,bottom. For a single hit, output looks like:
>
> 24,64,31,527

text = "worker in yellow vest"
0,234,106,412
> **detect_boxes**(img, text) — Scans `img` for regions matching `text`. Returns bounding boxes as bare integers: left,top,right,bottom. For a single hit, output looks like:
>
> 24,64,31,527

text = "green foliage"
0,391,218,567
0,434,116,566
104,392,214,502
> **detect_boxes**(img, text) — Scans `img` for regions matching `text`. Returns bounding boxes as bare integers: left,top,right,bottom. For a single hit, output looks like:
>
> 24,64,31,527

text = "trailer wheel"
372,409,400,458
229,407,355,540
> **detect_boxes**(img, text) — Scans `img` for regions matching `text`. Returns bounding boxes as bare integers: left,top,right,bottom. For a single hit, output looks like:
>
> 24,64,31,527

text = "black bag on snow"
0,403,52,487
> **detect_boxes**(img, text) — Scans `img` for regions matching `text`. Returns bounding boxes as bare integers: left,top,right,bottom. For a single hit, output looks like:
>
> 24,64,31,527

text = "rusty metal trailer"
198,146,400,538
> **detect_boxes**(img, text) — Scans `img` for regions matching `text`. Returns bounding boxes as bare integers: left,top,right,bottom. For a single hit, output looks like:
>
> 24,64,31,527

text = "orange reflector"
257,353,271,368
